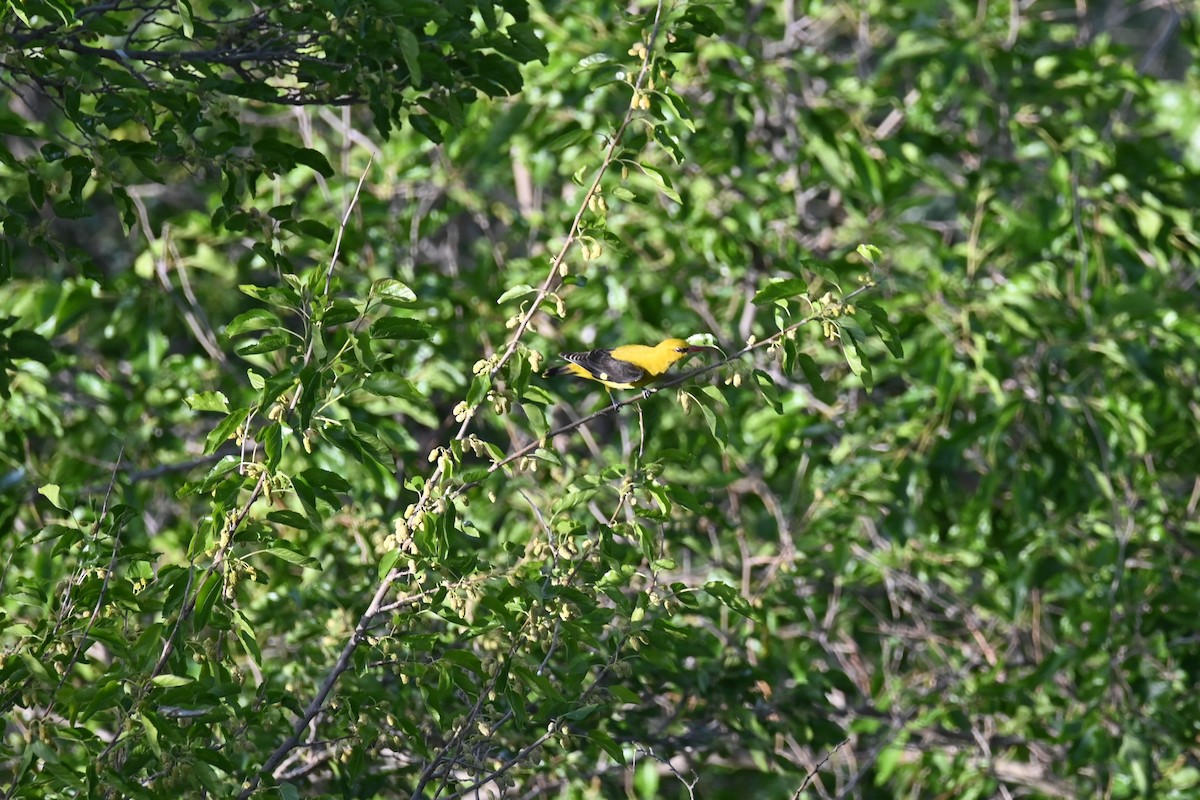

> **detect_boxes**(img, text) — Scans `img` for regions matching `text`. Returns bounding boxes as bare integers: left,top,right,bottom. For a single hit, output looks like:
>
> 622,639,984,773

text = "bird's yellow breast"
609,339,691,377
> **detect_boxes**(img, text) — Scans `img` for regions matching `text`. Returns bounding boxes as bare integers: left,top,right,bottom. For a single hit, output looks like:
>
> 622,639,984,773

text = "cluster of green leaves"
0,0,546,275
3,0,1200,798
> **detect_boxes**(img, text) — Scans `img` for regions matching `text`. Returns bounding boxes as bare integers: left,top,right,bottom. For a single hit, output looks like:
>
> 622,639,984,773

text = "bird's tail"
543,364,571,378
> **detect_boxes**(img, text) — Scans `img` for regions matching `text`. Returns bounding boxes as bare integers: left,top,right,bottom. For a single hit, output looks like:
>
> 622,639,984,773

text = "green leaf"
281,218,334,242
178,458,243,501
262,422,283,469
704,581,755,619
409,114,443,144
682,4,726,35
139,713,162,758
205,408,249,455
151,674,194,687
608,685,641,705
237,333,291,355
506,22,549,64
521,402,548,436
857,301,904,358
610,186,643,203
293,147,334,179
590,729,626,764
8,330,54,363
300,468,352,494
378,548,401,580
639,163,681,204
856,243,882,264
371,317,432,340
266,544,322,569
362,373,429,406
841,329,873,390
37,484,66,510
795,353,835,404
322,299,361,326
226,309,281,336
686,391,727,448
176,0,194,37
567,52,611,75
753,370,784,414
0,118,35,137
477,0,497,29
185,392,230,413
194,573,222,629
547,126,594,151
807,261,843,292
653,126,685,163
40,142,66,162
497,284,536,304
442,649,484,673
659,87,696,132
753,277,808,305
19,652,52,684
27,173,45,209
373,279,417,306
326,425,393,471
266,510,313,530
562,703,602,722
396,27,423,87
251,140,333,178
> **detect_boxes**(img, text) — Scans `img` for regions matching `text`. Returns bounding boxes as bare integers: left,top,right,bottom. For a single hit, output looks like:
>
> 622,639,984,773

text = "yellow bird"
544,338,720,402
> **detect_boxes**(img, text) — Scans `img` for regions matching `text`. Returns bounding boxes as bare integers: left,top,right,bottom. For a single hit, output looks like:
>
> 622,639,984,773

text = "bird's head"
659,338,721,359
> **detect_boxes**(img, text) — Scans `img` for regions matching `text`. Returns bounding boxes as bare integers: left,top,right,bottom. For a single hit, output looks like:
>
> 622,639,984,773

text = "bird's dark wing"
562,349,647,386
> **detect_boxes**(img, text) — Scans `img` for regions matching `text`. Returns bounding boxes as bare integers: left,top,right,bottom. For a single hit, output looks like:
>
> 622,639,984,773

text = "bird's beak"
685,345,721,356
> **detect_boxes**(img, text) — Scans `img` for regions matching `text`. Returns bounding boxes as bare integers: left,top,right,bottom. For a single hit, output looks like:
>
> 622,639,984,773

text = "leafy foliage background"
2,0,1199,798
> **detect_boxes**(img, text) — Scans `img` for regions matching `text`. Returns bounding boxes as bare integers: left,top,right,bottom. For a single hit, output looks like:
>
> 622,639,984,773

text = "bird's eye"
676,347,686,352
